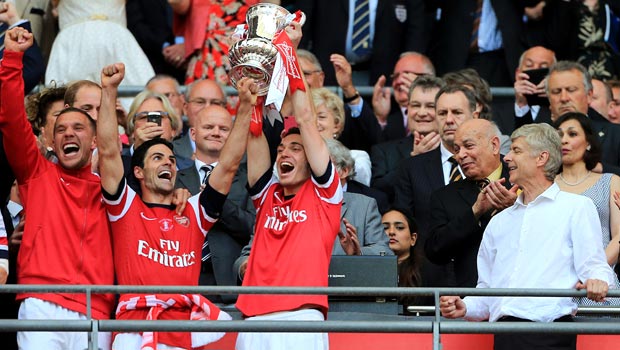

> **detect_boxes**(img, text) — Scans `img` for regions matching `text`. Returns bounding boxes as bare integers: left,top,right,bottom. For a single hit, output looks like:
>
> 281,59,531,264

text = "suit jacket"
338,100,382,154
172,132,194,161
425,160,511,288
513,104,553,131
428,0,526,81
371,135,413,202
332,192,392,256
175,160,254,303
392,147,456,287
126,0,185,81
298,0,427,86
588,108,620,175
346,180,389,214
380,104,408,142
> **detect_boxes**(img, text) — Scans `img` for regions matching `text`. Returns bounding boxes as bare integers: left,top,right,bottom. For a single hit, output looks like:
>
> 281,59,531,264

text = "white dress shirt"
464,183,616,322
440,142,462,185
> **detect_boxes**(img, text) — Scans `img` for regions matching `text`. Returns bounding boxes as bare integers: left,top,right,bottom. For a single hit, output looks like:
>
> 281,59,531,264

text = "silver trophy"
228,3,291,96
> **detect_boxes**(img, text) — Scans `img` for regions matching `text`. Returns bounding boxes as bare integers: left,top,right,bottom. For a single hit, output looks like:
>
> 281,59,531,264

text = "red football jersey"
236,165,343,317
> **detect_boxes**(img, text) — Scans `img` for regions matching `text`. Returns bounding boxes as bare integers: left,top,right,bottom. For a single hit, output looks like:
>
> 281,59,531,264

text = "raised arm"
98,63,126,194
0,27,43,185
291,77,330,176
208,77,257,194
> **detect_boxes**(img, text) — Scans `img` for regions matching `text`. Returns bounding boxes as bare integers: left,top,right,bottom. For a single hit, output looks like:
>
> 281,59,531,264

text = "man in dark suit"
426,119,517,287
546,61,620,174
173,79,227,161
428,0,529,87
126,0,185,82
372,52,436,142
371,75,444,201
174,104,254,303
393,84,483,288
298,0,428,86
513,46,556,131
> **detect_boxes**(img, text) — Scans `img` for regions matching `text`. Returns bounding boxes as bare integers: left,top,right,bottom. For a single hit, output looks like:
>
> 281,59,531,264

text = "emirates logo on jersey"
174,215,190,227
159,218,174,232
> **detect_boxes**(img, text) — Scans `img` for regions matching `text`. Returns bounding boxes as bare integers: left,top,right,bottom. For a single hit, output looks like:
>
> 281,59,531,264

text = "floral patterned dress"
576,2,620,80
185,0,259,86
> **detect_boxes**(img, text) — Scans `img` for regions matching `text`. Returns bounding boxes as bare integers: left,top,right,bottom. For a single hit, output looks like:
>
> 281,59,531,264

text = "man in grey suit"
172,79,227,161
174,104,254,303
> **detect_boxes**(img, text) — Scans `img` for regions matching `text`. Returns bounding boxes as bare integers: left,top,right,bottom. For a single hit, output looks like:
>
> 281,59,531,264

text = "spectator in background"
146,74,186,135
298,0,428,86
591,78,614,122
25,86,67,161
546,60,620,174
127,0,186,83
326,139,389,214
373,51,436,141
553,113,620,308
1,27,114,350
174,79,227,160
440,123,616,350
326,138,390,256
546,0,620,80
63,80,101,119
297,49,381,153
382,207,423,313
15,0,56,63
512,46,557,130
45,0,154,86
443,68,512,154
607,80,620,122
312,87,372,186
426,119,516,288
428,0,527,87
371,75,444,202
171,0,259,85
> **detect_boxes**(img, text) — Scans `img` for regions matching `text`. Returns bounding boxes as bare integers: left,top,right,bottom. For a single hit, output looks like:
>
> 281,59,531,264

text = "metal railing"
113,85,517,99
1,284,619,350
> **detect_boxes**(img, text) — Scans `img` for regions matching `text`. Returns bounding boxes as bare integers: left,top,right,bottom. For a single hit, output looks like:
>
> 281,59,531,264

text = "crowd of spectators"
2,0,620,349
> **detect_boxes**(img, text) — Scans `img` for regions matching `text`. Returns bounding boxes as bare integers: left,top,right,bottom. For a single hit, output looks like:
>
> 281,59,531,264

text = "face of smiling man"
53,110,97,170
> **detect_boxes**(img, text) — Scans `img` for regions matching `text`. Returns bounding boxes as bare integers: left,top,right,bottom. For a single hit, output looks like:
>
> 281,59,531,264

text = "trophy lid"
246,3,290,40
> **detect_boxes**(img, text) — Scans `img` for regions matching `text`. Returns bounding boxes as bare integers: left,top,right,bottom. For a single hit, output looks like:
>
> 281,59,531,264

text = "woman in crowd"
46,0,154,85
382,207,422,314
554,112,620,305
311,87,372,185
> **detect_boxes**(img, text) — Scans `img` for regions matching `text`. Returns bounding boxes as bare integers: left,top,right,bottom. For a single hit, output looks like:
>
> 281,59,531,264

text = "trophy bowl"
246,3,290,40
229,37,279,96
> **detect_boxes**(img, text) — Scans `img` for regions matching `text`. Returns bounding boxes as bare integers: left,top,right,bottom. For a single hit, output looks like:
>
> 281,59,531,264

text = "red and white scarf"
116,294,232,350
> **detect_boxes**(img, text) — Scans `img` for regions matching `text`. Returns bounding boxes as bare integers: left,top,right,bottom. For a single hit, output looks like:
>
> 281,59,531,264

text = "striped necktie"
201,164,214,186
448,156,462,183
470,0,483,52
0,23,9,56
351,0,371,57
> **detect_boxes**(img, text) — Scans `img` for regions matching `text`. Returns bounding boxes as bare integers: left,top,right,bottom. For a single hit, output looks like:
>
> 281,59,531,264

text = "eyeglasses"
188,98,227,108
302,70,322,77
135,111,170,121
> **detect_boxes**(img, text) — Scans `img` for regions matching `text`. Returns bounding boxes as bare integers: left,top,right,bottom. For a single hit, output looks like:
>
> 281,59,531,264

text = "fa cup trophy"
228,3,291,96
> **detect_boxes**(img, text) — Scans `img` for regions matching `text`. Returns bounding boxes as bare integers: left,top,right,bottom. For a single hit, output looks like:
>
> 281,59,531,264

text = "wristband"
343,91,360,103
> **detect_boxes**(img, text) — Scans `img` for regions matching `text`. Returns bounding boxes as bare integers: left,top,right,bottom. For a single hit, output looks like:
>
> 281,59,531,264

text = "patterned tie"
201,164,214,186
351,0,371,57
470,0,483,52
0,23,9,56
448,156,462,183
200,164,214,262
476,178,491,191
